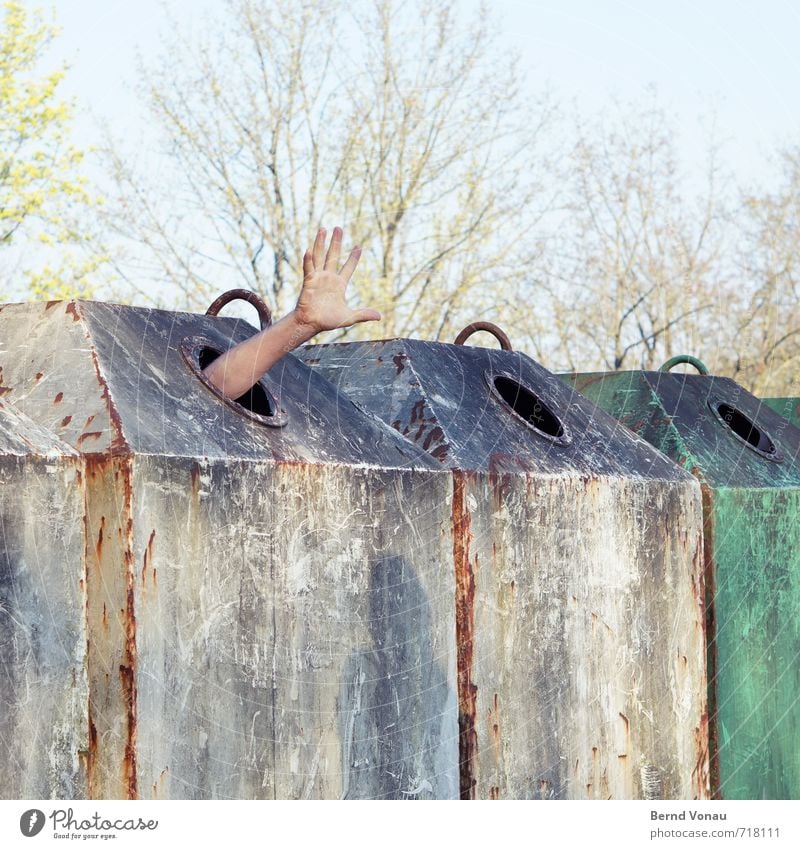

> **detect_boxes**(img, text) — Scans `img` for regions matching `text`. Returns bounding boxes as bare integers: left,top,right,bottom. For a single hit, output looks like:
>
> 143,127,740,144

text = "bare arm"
203,226,381,399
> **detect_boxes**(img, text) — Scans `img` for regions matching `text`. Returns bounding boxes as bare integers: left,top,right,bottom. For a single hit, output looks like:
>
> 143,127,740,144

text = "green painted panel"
763,397,800,430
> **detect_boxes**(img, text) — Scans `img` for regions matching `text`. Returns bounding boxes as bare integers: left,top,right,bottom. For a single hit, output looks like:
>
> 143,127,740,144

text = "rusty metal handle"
454,321,512,351
659,355,709,375
206,289,273,331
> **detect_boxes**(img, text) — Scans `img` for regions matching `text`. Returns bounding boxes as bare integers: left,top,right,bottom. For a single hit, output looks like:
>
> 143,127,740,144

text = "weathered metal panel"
0,299,458,799
565,368,800,800
298,339,708,799
0,402,88,798
132,458,456,799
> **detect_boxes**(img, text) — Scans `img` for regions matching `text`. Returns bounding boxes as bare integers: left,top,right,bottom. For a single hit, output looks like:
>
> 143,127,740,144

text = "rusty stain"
700,484,719,799
87,713,98,797
85,414,96,427
422,426,444,451
190,462,201,501
142,529,156,588
84,453,137,800
88,347,129,453
54,391,64,404
34,371,43,381
453,470,477,800
78,431,103,444
619,712,629,736
121,503,138,799
60,415,73,427
489,786,499,800
392,353,407,374
430,444,449,462
152,767,169,799
693,709,711,800
65,301,82,322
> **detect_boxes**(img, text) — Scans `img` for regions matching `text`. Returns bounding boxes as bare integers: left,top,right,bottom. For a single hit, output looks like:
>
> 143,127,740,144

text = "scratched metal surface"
565,370,800,800
298,340,708,799
0,402,88,798
0,300,458,799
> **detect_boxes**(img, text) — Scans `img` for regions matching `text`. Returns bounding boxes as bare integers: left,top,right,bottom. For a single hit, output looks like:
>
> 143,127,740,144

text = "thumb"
349,308,382,325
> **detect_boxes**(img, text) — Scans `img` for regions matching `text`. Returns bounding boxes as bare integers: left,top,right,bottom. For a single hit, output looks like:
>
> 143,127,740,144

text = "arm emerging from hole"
202,227,381,400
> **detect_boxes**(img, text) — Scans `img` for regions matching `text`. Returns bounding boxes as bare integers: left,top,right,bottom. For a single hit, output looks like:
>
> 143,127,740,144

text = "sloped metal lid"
297,338,693,481
569,370,800,488
0,300,442,469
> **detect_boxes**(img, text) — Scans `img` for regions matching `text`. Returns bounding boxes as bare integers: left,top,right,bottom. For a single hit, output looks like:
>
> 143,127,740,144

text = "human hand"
294,227,381,334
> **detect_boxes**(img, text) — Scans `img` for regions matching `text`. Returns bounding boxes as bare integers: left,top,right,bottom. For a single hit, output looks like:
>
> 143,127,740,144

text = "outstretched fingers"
324,226,342,271
339,245,362,283
312,228,326,270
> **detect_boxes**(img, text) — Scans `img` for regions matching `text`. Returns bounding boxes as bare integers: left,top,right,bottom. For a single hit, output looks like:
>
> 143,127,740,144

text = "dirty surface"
300,340,708,799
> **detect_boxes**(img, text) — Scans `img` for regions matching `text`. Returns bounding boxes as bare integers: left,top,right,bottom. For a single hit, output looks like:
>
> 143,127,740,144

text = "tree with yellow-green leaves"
0,0,101,299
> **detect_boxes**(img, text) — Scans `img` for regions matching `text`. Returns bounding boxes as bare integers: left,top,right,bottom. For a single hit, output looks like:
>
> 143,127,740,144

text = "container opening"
199,347,275,418
180,335,288,428
716,403,775,454
493,375,564,438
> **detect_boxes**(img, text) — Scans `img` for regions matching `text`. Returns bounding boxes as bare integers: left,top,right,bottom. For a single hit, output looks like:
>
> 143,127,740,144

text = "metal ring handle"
206,289,273,331
454,321,512,351
659,355,709,375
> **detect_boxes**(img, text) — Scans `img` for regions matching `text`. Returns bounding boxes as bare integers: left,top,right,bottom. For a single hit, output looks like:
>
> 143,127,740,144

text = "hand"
294,226,381,333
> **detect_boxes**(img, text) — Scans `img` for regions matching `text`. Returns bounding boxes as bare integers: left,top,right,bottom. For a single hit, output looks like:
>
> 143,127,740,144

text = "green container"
763,397,800,430
562,355,800,800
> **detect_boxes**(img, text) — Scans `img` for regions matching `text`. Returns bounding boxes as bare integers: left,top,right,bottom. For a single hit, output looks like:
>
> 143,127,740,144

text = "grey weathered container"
0,299,458,800
297,332,709,800
0,400,88,798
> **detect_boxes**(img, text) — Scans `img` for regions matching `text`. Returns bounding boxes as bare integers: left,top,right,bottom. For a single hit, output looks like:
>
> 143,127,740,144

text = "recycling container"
0,295,458,800
297,324,708,800
0,400,87,798
563,354,800,800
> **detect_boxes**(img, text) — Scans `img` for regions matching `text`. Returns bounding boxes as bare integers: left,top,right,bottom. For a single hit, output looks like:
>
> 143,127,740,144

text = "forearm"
202,309,317,399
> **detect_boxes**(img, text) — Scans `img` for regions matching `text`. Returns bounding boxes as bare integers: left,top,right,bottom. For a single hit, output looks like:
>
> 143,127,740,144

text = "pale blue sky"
33,0,800,187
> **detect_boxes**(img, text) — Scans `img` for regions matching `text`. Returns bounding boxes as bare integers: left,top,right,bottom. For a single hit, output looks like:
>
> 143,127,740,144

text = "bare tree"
725,147,800,395
98,0,556,339
511,92,729,373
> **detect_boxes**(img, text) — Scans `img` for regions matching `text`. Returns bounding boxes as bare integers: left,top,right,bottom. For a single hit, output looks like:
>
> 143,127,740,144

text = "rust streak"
65,301,82,322
60,415,73,428
78,431,103,444
54,391,64,404
121,502,138,799
453,470,477,800
699,483,717,800
142,529,156,588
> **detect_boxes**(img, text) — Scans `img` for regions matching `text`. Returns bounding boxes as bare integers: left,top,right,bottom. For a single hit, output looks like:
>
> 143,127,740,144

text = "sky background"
36,0,800,192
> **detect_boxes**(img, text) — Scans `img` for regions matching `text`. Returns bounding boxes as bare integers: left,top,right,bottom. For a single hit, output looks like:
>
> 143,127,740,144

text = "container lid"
298,338,693,482
569,370,800,488
0,300,442,469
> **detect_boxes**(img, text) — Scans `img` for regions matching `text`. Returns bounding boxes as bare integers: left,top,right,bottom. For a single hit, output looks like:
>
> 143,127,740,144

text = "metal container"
563,354,800,800
0,296,458,800
0,400,88,798
762,396,800,430
296,325,708,800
